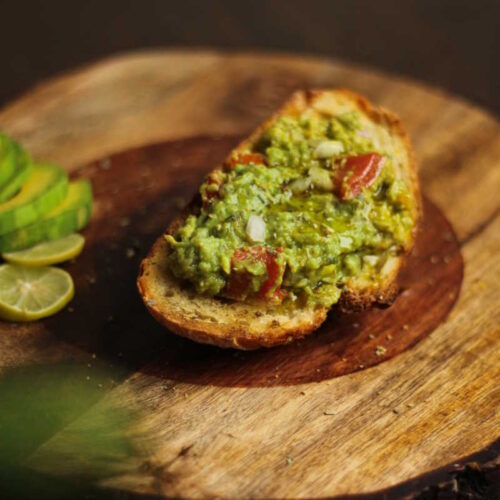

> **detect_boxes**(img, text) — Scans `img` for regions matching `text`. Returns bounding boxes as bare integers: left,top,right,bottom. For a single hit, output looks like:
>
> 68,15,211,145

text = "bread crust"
137,89,421,349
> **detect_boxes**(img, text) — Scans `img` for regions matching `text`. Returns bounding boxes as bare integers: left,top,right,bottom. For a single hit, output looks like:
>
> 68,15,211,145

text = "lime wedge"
3,234,85,267
0,264,74,321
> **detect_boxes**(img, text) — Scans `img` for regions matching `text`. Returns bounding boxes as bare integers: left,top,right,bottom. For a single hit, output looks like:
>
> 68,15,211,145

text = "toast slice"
137,89,421,349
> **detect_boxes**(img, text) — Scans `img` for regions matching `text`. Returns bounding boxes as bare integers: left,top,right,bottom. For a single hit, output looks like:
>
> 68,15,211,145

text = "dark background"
1,0,499,115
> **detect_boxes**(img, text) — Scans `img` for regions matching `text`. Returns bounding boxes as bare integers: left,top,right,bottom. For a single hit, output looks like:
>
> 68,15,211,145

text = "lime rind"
0,264,74,322
3,233,85,267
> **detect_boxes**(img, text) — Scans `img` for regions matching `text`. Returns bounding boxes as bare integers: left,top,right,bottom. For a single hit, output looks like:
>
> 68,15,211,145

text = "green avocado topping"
166,111,414,308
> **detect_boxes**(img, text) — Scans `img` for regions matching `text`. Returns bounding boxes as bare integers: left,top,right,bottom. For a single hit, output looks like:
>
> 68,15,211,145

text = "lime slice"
0,180,92,252
0,264,74,322
3,234,85,267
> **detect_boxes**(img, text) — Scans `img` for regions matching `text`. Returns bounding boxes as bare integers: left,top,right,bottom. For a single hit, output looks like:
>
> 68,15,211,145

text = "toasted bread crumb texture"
138,89,421,349
139,237,327,349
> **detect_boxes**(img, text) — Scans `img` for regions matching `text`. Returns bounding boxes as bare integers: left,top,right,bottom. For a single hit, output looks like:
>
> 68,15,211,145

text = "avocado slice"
0,180,93,252
0,163,68,235
0,143,34,203
0,134,19,189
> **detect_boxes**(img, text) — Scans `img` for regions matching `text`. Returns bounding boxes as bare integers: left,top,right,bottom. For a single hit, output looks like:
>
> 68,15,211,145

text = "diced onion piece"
363,255,379,267
380,256,399,277
338,235,353,249
314,140,344,158
246,214,266,242
289,177,311,193
309,166,333,191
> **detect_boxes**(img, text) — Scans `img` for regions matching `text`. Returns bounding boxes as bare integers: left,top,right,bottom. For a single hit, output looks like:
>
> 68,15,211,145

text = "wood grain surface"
0,50,498,498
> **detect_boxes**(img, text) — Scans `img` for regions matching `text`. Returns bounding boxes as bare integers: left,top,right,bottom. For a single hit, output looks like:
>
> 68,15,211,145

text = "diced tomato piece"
334,153,386,200
228,152,267,168
258,249,283,299
225,246,284,301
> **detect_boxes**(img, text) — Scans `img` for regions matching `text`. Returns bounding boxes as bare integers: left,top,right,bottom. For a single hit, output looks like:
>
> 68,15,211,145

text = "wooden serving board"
0,51,499,498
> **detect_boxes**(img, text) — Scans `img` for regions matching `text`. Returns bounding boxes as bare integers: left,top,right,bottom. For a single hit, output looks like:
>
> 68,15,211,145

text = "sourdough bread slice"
137,89,421,349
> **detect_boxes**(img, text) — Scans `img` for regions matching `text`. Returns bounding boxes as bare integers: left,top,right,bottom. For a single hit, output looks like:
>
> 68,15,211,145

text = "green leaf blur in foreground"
0,362,143,499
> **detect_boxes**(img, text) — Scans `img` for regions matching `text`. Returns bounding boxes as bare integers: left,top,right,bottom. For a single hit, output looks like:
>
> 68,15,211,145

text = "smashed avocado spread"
166,111,414,308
